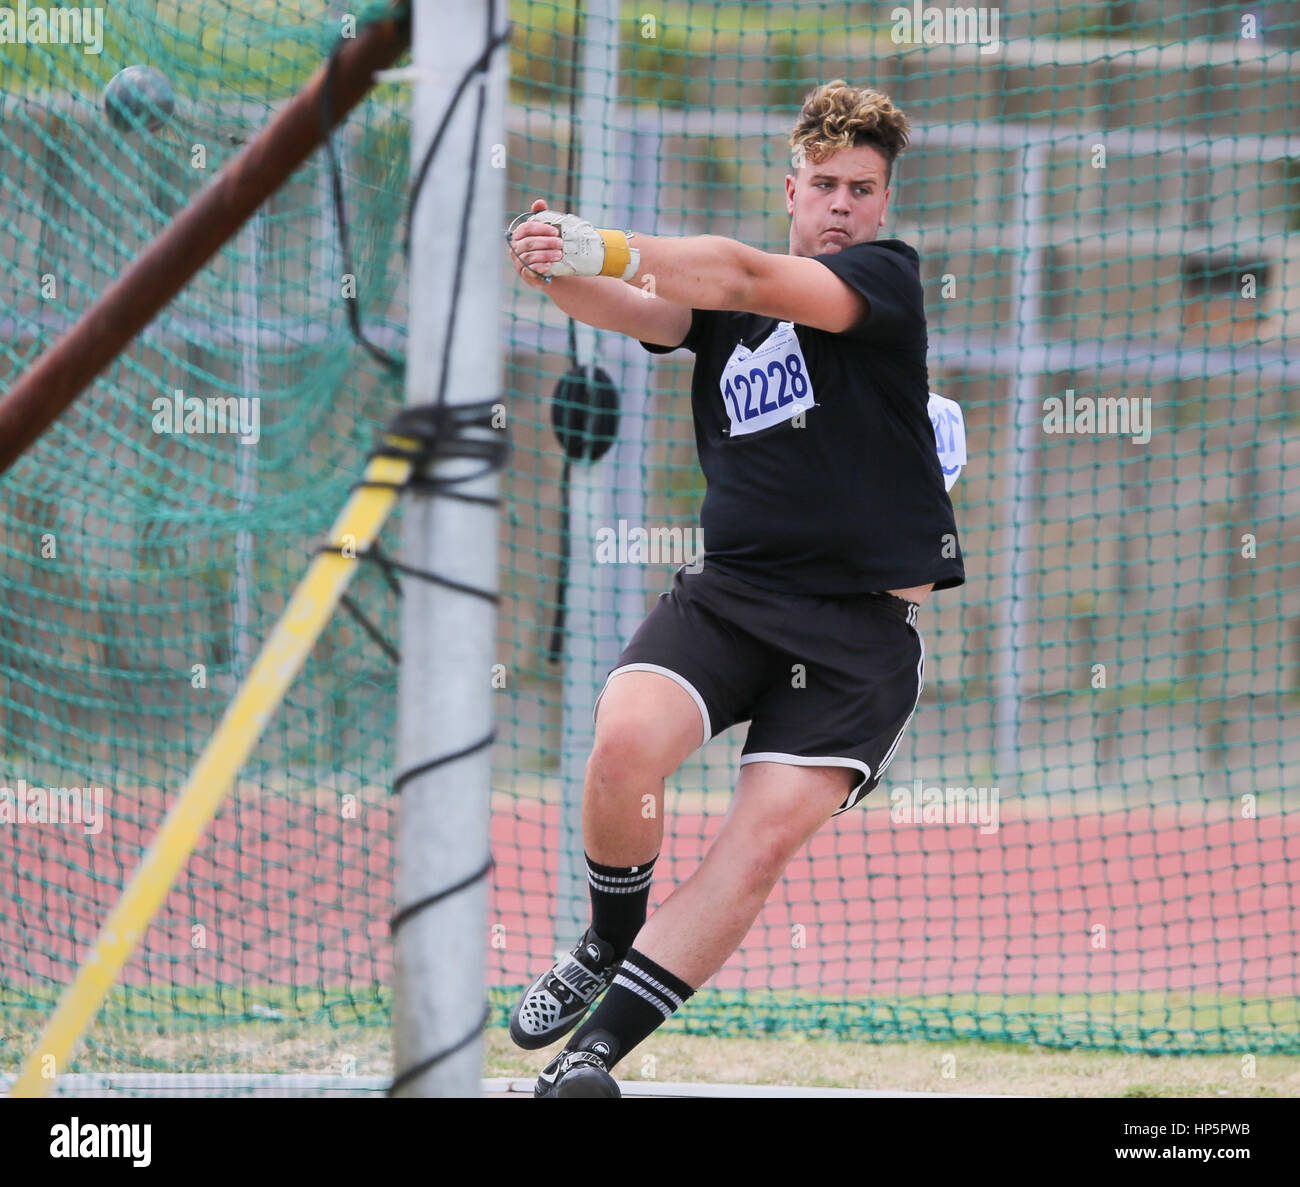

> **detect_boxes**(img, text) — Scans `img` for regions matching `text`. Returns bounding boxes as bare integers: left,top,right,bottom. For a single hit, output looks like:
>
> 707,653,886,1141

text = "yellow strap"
597,228,632,278
8,441,416,1098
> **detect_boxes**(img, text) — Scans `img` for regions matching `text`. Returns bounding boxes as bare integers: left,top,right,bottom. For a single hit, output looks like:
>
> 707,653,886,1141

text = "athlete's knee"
587,714,679,784
723,822,803,895
590,675,702,779
723,767,850,890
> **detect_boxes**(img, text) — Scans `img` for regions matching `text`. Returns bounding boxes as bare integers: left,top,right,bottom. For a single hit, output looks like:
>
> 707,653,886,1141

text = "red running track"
2,795,1296,999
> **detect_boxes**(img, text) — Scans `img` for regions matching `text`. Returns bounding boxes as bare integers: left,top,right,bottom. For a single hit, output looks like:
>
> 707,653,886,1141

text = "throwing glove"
532,210,640,281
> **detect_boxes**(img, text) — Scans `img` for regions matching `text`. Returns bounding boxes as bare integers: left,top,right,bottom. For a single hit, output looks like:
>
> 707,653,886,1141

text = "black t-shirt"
641,238,965,596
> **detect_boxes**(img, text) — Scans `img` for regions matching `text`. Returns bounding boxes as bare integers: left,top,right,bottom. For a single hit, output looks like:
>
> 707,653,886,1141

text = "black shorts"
592,562,926,814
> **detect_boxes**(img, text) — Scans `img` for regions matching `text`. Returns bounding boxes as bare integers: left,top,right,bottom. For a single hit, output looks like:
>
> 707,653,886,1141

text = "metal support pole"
392,0,506,1097
993,142,1046,781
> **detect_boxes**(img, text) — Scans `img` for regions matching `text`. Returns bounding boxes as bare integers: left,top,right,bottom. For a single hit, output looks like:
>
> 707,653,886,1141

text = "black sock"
586,852,656,959
567,947,694,1068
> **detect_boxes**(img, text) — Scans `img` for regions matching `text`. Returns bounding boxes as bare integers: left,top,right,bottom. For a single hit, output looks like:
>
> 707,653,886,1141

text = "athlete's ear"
785,174,796,215
879,186,891,226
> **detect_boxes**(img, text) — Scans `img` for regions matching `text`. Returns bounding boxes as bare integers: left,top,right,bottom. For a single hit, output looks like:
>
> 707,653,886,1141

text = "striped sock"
567,947,694,1069
586,852,656,960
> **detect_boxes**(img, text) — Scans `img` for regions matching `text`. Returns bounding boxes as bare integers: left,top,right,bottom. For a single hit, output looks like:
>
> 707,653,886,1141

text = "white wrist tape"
533,210,640,281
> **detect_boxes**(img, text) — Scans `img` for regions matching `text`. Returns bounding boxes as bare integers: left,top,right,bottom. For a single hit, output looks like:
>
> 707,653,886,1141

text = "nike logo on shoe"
553,959,603,999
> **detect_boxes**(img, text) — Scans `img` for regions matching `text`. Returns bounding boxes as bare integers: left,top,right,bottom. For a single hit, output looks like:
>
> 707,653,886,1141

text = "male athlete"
504,81,965,1097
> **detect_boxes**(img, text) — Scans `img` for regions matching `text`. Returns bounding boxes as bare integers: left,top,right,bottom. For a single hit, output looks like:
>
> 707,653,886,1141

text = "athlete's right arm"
508,198,692,348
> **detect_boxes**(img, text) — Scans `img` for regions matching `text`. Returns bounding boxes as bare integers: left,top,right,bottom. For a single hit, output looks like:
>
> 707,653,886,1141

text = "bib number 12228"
718,321,815,438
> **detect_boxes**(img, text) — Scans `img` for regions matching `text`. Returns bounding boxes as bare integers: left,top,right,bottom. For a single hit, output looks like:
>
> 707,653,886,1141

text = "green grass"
4,981,1296,1086
484,1030,1299,1097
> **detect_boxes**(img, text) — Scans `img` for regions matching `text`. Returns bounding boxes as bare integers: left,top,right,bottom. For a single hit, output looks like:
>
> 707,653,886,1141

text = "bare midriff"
887,582,933,605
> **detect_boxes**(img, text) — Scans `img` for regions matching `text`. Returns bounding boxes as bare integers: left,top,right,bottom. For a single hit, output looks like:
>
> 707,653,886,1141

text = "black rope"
319,2,410,374
313,407,506,658
364,402,509,496
389,856,495,931
405,24,512,262
339,593,400,664
392,728,498,795
315,0,510,1093
365,544,499,604
312,399,509,582
434,82,489,410
547,455,572,662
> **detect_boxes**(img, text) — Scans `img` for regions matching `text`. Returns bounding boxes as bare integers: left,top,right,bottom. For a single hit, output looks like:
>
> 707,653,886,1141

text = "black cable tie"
374,400,511,480
403,462,504,495
424,488,499,508
387,1001,492,1096
389,856,494,933
393,726,496,795
307,396,507,606
339,593,400,664
366,542,404,597
341,476,502,502
313,539,499,607
370,551,499,604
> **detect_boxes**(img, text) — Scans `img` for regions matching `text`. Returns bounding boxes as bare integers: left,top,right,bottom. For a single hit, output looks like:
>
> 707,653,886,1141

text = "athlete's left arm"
629,234,867,333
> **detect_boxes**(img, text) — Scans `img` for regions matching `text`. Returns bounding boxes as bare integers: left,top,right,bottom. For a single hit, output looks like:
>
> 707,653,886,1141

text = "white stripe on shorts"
872,628,926,788
592,663,711,749
739,753,871,815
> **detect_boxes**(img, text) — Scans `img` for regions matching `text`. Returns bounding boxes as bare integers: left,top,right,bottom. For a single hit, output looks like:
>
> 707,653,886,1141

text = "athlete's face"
785,143,891,258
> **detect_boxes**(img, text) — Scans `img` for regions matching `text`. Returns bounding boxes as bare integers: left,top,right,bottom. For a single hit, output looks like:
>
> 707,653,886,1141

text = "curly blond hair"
788,80,910,182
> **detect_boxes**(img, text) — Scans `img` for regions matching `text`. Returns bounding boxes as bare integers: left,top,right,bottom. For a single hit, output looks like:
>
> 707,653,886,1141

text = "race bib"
927,390,967,491
719,321,815,438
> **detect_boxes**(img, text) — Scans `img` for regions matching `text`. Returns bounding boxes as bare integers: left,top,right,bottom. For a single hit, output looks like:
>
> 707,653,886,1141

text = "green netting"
2,0,1298,1089
0,0,411,1079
